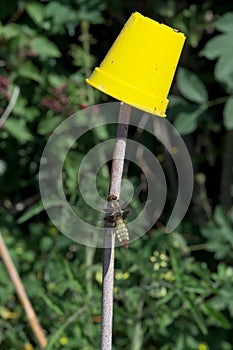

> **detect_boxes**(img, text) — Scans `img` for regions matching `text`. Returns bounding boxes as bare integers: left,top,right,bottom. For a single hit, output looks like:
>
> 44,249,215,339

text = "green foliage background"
0,0,233,349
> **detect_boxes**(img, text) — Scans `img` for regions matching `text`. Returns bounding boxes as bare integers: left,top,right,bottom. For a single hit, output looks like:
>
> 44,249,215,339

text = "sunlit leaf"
31,36,61,58
48,74,66,87
17,201,44,224
4,119,33,142
1,23,23,39
18,61,43,83
37,116,62,135
26,2,45,27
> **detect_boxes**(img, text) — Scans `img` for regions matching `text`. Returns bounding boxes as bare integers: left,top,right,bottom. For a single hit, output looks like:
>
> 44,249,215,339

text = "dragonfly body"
104,195,129,248
115,216,129,248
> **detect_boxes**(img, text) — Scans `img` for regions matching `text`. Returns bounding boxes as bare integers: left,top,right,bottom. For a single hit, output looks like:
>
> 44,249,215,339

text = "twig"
0,231,47,349
6,6,25,24
0,86,20,129
100,103,131,350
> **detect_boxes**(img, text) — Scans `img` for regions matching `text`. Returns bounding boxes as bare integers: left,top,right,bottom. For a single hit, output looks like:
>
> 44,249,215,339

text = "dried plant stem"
0,232,47,349
0,86,20,129
100,103,131,350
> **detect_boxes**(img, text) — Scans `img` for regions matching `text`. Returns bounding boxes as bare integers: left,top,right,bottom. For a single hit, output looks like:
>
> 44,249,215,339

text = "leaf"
214,54,233,92
45,2,75,24
176,68,208,103
44,2,79,34
180,292,207,335
210,287,233,318
26,2,45,27
223,96,233,129
94,125,109,140
174,105,206,135
215,12,233,33
202,303,231,329
167,95,188,121
200,34,233,60
4,119,33,142
1,23,23,39
48,74,66,87
214,206,229,227
17,201,44,224
18,61,43,83
201,206,233,259
17,199,67,224
200,13,233,92
31,36,61,58
201,32,233,93
39,236,54,252
37,116,62,135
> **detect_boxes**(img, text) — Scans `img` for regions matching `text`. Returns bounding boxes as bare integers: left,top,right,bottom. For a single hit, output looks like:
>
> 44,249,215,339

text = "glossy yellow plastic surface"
86,12,186,117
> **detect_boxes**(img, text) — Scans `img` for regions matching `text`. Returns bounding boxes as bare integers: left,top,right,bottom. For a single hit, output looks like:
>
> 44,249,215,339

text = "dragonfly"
104,194,130,248
69,184,146,248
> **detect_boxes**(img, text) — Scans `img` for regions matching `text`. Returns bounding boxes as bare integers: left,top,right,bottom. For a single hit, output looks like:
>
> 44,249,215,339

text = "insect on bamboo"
104,195,130,248
100,103,131,350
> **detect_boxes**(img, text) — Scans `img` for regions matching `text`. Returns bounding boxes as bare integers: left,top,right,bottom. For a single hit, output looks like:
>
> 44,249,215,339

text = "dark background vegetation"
0,0,233,349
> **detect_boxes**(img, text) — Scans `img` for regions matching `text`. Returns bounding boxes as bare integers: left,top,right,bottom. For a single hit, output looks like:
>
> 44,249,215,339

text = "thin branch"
0,231,47,349
100,103,131,350
6,6,25,24
188,243,208,252
0,86,20,129
205,96,228,108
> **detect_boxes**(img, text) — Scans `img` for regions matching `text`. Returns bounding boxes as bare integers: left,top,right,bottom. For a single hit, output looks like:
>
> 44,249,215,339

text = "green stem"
80,20,95,105
131,300,144,350
168,244,182,288
85,246,96,296
205,96,228,108
220,130,233,210
188,243,208,251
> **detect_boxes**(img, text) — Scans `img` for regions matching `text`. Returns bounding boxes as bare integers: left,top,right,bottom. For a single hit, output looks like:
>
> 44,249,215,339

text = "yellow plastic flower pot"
86,12,186,117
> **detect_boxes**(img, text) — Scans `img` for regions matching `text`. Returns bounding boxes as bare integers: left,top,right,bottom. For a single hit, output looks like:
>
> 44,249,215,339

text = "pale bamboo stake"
100,103,131,350
0,232,47,349
0,87,47,348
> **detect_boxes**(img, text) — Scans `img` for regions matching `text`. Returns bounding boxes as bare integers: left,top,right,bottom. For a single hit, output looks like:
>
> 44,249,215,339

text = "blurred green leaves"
26,2,45,28
201,12,233,93
201,206,233,260
31,36,61,58
4,118,33,142
1,2,233,350
18,61,43,82
171,68,208,134
177,67,208,104
26,0,105,34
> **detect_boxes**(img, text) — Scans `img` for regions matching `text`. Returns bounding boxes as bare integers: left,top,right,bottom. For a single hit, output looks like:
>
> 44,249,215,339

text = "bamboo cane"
100,103,131,350
0,232,47,349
